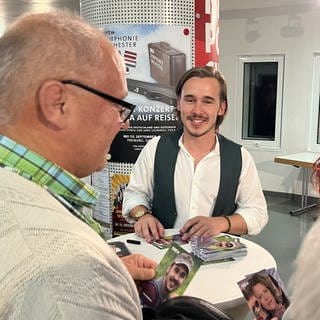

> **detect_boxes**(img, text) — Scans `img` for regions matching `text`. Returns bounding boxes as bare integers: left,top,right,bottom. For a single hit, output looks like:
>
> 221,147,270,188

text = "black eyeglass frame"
61,79,136,122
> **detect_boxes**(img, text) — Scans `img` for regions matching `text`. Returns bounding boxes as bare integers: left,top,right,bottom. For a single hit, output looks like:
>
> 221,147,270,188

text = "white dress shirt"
123,135,268,236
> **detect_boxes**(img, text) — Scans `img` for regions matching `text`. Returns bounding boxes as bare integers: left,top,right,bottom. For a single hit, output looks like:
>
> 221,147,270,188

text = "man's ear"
37,80,67,129
176,99,181,112
218,101,227,115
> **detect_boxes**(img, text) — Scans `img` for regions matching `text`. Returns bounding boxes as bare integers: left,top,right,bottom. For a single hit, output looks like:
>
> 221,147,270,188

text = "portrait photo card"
139,242,201,309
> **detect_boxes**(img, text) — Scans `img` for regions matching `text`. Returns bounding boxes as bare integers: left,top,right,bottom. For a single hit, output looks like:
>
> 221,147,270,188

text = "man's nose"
192,100,203,112
174,273,181,281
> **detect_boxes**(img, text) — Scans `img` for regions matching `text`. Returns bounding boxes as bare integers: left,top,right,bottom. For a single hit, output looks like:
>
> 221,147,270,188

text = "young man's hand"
134,215,165,243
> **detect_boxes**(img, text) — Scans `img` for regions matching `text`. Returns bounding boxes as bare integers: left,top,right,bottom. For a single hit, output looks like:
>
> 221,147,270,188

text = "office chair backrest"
142,296,233,320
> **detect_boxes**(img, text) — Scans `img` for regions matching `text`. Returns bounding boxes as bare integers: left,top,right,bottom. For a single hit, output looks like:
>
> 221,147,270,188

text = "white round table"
109,229,276,318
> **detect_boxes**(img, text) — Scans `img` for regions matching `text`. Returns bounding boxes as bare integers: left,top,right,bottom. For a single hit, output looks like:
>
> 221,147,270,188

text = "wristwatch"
131,209,152,221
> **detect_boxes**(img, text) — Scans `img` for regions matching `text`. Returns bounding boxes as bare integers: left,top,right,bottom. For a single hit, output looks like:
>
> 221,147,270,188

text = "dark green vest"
152,130,242,228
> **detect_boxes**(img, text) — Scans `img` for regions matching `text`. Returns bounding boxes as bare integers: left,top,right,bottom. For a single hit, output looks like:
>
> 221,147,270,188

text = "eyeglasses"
61,79,136,122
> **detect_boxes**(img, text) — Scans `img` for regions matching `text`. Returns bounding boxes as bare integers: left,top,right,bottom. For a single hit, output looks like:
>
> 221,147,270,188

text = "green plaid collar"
0,135,98,209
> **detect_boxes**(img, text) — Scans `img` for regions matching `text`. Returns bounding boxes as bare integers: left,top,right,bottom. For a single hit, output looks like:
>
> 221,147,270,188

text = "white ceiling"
0,0,79,34
220,0,320,20
0,0,319,34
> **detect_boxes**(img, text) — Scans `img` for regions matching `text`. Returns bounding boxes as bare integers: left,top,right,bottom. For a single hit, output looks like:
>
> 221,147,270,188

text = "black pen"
126,239,141,245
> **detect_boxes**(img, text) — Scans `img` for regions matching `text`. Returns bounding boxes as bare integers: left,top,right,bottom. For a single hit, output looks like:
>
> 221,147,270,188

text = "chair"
143,295,233,320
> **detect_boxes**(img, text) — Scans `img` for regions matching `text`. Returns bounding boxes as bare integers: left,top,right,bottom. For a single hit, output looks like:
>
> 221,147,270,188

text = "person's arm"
122,136,160,223
180,147,268,239
132,213,165,242
139,279,159,308
233,147,268,236
122,136,165,241
180,214,247,240
289,219,320,319
43,237,144,320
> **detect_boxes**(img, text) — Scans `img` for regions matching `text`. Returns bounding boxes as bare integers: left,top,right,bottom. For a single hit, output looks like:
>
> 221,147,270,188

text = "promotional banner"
84,0,220,237
107,24,192,163
195,0,219,68
111,173,134,236
91,167,112,236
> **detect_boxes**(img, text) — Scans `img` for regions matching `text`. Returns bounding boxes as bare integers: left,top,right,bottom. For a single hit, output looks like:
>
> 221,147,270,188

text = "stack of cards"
190,234,247,262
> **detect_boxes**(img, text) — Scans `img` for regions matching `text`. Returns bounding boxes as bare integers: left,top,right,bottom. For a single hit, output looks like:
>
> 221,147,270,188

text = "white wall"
219,0,320,197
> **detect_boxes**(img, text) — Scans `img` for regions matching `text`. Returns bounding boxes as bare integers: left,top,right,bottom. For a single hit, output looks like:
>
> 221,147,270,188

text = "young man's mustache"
186,115,208,121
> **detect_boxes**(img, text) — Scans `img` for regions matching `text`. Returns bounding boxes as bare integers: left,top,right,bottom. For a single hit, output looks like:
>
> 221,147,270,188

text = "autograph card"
140,243,201,308
237,268,290,320
151,233,188,249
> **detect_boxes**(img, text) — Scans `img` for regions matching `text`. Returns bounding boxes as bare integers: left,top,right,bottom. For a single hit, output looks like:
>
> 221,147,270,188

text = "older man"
0,10,156,320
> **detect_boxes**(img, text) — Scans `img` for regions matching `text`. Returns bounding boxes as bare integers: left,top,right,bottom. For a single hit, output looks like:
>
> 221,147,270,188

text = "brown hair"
247,273,283,305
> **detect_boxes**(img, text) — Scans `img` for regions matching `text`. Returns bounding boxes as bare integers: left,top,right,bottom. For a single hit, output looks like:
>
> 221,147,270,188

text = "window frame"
236,54,285,149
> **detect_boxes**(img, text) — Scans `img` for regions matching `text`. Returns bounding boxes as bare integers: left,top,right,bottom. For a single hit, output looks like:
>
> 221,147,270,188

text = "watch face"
135,210,146,218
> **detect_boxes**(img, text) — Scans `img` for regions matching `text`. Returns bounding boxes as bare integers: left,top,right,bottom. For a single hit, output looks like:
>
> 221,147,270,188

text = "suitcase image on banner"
148,42,186,87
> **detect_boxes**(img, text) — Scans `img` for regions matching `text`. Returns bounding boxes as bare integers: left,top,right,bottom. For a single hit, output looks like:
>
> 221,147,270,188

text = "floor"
242,192,319,319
